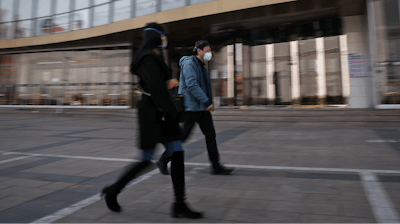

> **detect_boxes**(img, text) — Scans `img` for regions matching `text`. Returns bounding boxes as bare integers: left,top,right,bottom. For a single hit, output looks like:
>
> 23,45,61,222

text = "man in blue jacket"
157,40,234,175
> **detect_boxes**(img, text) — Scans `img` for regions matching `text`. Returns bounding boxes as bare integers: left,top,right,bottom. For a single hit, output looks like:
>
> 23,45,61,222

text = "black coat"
130,48,181,150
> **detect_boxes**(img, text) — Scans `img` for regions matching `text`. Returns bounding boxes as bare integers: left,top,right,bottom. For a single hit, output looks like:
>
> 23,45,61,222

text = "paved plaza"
0,109,400,223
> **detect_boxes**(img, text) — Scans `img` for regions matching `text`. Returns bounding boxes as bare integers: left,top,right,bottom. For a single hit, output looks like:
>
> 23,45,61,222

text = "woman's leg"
102,148,155,212
166,141,203,219
156,146,172,175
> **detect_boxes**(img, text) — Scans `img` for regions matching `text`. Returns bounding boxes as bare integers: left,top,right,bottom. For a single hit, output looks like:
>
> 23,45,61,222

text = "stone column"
266,44,276,104
316,37,327,105
340,35,351,102
290,41,300,105
227,44,235,105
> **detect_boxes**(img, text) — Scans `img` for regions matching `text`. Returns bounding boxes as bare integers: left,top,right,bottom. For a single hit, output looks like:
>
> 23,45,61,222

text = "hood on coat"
130,48,154,75
179,55,198,68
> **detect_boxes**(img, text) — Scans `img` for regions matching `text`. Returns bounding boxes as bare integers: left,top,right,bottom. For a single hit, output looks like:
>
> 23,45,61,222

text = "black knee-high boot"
101,160,151,212
170,151,203,219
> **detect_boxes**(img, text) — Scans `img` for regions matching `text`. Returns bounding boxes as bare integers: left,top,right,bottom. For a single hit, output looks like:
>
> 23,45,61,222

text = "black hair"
142,22,166,49
192,40,211,55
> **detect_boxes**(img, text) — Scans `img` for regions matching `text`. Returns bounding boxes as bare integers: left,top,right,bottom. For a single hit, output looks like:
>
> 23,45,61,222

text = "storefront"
0,45,135,107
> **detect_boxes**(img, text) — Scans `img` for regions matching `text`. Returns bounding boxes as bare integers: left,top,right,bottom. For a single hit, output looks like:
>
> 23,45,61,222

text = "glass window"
52,13,70,33
19,0,33,20
325,36,343,104
136,0,157,17
56,0,70,14
15,20,32,38
16,0,33,38
75,0,90,10
0,22,14,39
93,4,109,26
114,0,131,22
190,0,213,5
299,39,318,105
37,0,52,17
161,0,185,11
71,10,89,30
274,43,292,104
1,0,14,22
250,45,266,100
36,17,52,35
95,0,110,5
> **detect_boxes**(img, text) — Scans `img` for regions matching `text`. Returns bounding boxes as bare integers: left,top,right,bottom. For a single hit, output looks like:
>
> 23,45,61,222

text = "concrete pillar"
227,45,235,103
242,44,251,104
266,44,275,103
290,41,300,104
340,35,351,100
316,37,327,104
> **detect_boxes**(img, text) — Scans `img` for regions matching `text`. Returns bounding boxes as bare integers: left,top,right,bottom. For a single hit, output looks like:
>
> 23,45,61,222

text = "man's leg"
197,111,234,175
181,111,199,143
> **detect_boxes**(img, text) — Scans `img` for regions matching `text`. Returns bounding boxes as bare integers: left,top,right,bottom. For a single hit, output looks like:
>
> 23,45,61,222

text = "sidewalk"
0,112,400,223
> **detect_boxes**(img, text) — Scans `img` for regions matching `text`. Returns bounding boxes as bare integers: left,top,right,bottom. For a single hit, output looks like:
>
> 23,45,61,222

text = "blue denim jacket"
178,56,213,111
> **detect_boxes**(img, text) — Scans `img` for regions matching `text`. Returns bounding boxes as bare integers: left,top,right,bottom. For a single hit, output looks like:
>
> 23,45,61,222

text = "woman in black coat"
101,23,203,219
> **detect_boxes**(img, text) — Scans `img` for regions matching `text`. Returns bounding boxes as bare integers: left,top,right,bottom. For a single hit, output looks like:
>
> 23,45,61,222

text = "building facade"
0,0,398,108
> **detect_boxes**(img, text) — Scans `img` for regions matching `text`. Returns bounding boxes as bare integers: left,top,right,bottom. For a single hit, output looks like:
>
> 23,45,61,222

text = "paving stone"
2,178,50,188
268,201,339,216
299,214,358,223
55,217,95,223
223,208,301,223
0,186,50,198
0,196,33,211
0,208,50,223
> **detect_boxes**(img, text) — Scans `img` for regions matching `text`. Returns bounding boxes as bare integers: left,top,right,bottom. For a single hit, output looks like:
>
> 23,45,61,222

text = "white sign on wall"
349,53,367,77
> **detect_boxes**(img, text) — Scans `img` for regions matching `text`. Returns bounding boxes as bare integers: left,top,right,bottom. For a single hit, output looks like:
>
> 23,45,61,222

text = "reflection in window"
93,4,110,26
136,0,157,17
71,10,88,30
75,0,90,10
37,17,55,35
15,20,32,38
0,22,14,39
161,0,185,11
190,0,214,5
114,0,131,22
37,0,52,17
51,14,71,33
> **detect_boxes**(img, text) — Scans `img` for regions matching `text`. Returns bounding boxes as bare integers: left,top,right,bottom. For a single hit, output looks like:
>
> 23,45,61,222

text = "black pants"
181,111,220,166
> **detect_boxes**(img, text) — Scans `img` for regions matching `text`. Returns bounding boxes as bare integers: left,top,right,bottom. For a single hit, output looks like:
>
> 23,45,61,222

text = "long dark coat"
130,48,181,150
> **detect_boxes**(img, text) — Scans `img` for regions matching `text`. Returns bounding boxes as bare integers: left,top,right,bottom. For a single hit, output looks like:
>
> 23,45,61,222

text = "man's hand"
206,104,215,112
167,79,180,89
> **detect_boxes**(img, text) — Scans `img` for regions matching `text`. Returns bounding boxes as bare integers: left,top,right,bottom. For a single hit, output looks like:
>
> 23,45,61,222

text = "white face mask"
203,51,212,61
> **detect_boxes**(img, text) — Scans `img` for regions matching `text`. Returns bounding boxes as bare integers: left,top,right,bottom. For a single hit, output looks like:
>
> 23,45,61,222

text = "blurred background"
0,0,398,108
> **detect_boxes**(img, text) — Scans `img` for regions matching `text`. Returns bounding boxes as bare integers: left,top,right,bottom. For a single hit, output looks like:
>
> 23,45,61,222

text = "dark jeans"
161,111,220,166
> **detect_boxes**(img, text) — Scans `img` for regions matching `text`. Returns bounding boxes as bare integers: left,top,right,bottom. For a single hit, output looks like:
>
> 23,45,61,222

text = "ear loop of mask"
195,46,204,57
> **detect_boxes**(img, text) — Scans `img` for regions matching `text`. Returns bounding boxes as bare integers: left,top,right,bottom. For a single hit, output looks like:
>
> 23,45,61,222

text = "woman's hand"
167,79,180,89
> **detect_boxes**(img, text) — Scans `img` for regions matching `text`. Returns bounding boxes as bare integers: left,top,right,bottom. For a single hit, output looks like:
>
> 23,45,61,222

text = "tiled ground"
0,112,400,223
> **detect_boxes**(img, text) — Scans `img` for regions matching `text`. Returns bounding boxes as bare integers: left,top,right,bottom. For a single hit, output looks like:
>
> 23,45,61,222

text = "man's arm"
182,62,213,108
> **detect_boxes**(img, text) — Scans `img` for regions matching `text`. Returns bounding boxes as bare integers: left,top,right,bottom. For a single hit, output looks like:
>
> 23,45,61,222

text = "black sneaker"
211,164,234,175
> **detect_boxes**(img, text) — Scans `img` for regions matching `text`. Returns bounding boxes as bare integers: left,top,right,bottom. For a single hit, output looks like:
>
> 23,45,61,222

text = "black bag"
169,87,184,113
173,94,184,112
